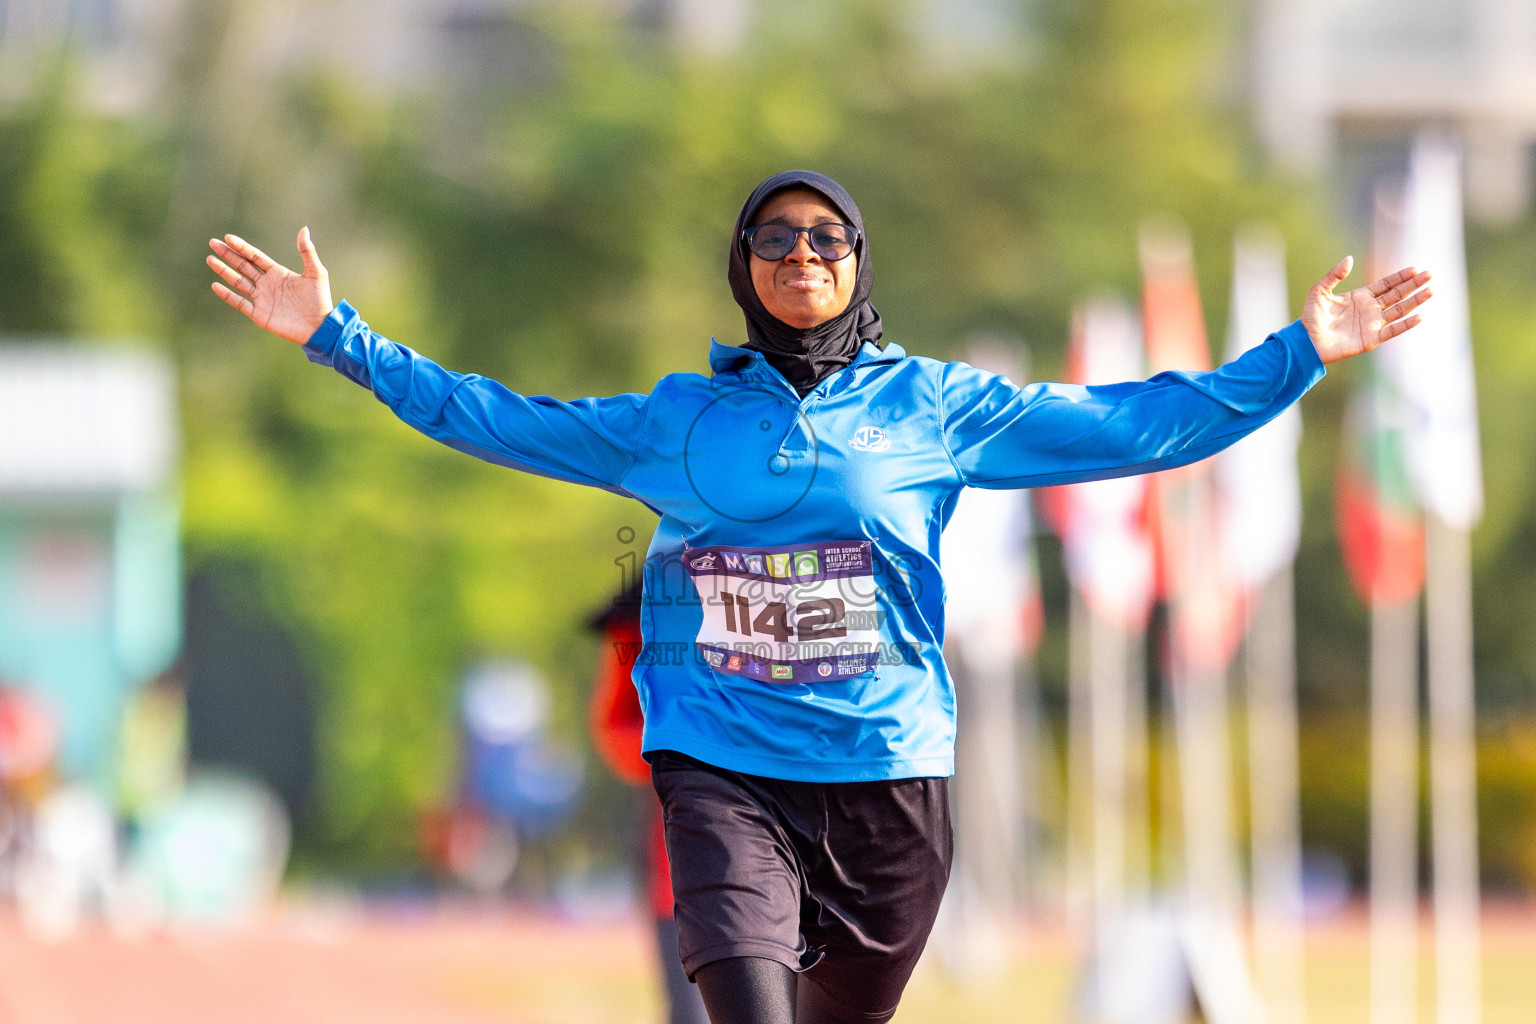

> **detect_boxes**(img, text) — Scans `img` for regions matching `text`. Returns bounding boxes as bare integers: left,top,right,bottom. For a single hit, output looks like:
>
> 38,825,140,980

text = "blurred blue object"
467,738,583,836
460,660,583,836
1299,847,1354,922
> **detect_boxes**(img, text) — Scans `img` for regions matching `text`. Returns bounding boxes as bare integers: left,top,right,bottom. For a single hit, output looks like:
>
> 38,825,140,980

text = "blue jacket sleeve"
941,319,1324,489
303,301,649,495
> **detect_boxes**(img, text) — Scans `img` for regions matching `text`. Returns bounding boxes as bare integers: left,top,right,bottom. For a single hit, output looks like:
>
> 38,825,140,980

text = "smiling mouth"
782,276,828,291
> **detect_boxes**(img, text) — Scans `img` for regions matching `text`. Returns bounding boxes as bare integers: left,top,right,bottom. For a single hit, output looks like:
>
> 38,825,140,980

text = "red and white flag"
1140,221,1243,673
1048,298,1155,634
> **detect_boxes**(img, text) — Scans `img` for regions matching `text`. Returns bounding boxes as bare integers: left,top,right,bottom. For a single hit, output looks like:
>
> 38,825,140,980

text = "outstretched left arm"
941,259,1433,490
941,322,1323,490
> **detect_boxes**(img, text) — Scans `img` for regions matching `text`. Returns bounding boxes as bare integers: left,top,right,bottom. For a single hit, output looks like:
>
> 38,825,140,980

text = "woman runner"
207,170,1431,1024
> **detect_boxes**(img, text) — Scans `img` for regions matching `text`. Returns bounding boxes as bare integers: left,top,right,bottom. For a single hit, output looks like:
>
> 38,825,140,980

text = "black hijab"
727,170,883,396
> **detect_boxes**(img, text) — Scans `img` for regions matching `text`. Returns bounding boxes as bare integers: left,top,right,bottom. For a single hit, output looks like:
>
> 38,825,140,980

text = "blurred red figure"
589,591,708,1024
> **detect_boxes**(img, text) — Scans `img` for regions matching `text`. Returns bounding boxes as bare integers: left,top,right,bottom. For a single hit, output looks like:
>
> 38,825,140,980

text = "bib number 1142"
720,593,847,644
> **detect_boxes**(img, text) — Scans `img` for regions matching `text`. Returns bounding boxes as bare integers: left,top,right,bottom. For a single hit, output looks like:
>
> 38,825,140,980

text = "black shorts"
650,750,952,1021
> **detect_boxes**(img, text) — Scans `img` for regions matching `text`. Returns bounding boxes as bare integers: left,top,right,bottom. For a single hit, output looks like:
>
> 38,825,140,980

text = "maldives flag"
1333,181,1428,607
1381,134,1484,531
1139,220,1244,673
1335,373,1426,605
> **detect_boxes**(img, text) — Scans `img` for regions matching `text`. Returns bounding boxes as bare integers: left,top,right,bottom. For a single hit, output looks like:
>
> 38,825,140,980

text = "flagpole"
1067,586,1095,942
1221,224,1307,1024
1381,135,1485,1024
952,637,1022,913
946,635,1019,982
1359,180,1425,1024
1158,644,1183,895
1057,297,1161,1018
1246,566,1308,1024
1015,638,1047,914
1090,610,1130,932
1169,480,1255,1024
1369,593,1420,1024
1426,516,1481,1024
1172,486,1244,927
937,342,1039,983
1124,626,1151,900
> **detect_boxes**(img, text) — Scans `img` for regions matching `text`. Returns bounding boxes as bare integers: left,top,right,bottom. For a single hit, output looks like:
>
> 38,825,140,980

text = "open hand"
207,228,333,344
1301,257,1432,365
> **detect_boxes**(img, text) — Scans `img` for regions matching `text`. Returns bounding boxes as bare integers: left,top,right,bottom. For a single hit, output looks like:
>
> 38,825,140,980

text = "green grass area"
443,909,1536,1024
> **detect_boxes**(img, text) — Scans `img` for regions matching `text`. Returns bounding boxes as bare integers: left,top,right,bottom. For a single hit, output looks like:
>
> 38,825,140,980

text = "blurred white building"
0,345,180,786
1253,0,1536,221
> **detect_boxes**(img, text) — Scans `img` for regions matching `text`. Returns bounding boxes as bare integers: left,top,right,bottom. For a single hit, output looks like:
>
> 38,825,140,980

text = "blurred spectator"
424,660,583,896
462,661,583,838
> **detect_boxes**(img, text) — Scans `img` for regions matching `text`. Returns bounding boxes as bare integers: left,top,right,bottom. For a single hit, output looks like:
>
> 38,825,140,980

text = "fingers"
1368,265,1423,298
1382,284,1433,322
296,225,324,275
1380,313,1422,342
211,280,255,317
1376,269,1431,308
209,237,266,284
224,233,277,272
206,254,255,296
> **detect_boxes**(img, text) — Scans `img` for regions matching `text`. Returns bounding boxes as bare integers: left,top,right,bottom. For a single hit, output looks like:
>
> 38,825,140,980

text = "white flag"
1217,225,1302,589
1061,298,1155,631
1383,134,1484,529
942,344,1037,671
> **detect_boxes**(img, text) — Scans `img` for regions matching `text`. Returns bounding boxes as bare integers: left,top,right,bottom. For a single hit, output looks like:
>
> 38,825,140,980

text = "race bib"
684,540,882,683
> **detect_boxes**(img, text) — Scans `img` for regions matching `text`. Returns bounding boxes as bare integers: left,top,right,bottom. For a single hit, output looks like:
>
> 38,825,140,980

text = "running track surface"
0,904,1534,1024
0,904,657,1024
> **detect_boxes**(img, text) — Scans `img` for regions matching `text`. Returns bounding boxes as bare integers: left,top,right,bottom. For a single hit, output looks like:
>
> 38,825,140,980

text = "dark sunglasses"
742,222,859,262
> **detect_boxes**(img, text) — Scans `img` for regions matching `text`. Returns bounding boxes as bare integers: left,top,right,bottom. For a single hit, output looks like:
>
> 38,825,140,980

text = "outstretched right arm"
208,231,649,495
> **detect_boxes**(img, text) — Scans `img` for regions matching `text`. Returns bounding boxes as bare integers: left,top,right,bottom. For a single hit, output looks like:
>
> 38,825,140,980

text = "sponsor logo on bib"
771,665,793,680
817,662,832,677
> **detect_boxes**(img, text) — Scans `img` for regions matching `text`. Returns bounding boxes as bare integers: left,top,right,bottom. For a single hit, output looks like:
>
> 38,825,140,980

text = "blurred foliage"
2,0,1535,883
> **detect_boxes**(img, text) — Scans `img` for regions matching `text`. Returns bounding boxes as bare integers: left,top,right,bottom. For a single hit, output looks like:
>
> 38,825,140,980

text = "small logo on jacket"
848,426,890,452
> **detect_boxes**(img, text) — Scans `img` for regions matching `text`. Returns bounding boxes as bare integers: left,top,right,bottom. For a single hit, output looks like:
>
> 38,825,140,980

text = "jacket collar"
708,338,906,378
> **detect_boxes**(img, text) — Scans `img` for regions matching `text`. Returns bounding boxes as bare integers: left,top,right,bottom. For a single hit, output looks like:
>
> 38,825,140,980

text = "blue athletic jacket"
305,302,1324,781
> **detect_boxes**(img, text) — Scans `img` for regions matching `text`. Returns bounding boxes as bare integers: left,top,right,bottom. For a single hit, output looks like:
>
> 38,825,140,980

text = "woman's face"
748,188,858,329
